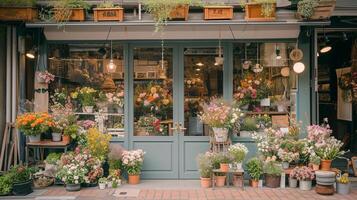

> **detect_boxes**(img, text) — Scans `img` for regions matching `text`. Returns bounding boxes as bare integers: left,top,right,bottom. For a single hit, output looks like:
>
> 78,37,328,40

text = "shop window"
133,48,173,136
47,43,125,137
233,43,297,133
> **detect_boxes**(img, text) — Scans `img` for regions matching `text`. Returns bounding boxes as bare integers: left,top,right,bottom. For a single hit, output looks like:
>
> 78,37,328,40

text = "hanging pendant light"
107,40,117,73
320,35,332,54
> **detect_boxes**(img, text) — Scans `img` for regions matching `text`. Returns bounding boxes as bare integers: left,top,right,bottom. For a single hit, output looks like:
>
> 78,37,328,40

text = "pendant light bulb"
107,40,117,73
320,36,332,53
26,50,35,59
293,62,305,74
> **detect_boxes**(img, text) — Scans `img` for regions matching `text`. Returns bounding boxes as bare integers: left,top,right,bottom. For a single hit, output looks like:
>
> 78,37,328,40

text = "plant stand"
25,140,70,164
211,168,244,190
210,138,231,153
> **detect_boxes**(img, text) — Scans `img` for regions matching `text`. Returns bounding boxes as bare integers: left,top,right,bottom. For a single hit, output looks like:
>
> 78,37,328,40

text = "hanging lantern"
106,40,117,73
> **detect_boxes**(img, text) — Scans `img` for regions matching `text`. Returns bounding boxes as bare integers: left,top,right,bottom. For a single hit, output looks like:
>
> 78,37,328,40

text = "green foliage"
0,0,36,7
52,0,89,9
63,124,80,139
211,152,231,169
109,159,123,171
0,174,13,195
239,0,276,17
98,177,107,184
246,157,263,181
97,0,120,8
196,153,213,178
240,117,258,131
8,165,36,183
141,0,203,32
297,0,319,19
263,161,282,176
309,155,321,165
45,153,62,165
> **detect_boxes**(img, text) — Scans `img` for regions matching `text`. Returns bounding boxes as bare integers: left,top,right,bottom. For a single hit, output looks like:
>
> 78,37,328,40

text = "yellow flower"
70,92,78,99
162,99,170,105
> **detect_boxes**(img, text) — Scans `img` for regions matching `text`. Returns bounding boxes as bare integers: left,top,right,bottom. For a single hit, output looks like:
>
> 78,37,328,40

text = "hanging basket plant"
0,0,38,22
141,0,203,32
52,0,90,26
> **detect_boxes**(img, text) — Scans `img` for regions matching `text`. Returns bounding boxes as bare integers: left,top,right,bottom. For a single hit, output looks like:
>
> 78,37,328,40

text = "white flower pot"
236,162,243,170
337,182,350,195
239,131,252,138
83,106,94,113
51,132,62,142
258,180,263,188
212,127,228,142
282,162,289,169
28,135,41,143
99,183,106,190
289,178,298,188
260,98,270,107
299,180,312,191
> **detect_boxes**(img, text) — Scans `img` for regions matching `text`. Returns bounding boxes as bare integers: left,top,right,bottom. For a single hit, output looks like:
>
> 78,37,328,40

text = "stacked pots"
315,170,335,195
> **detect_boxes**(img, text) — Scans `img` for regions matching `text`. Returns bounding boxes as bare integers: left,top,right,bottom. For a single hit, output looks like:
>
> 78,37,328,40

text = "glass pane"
133,48,173,136
47,43,125,137
184,47,223,136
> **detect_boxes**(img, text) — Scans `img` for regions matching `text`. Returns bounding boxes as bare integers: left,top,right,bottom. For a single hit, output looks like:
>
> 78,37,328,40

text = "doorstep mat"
113,189,140,198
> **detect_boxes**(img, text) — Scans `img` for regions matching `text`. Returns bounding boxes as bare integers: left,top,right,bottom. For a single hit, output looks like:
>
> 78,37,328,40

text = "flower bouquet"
73,87,97,113
36,71,55,84
228,143,249,169
16,112,55,142
314,136,344,170
136,115,167,136
106,91,125,113
122,149,145,184
307,124,332,143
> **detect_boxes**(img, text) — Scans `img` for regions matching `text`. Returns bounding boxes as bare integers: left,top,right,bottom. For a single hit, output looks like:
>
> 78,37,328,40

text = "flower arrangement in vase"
198,98,241,142
196,152,213,188
278,139,300,169
228,143,249,170
291,166,315,191
36,70,55,84
136,115,167,136
122,149,145,184
72,87,97,113
106,91,124,113
16,112,55,143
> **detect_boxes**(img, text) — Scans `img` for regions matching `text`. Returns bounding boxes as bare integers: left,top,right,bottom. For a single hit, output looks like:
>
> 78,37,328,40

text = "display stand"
211,169,245,190
25,140,70,164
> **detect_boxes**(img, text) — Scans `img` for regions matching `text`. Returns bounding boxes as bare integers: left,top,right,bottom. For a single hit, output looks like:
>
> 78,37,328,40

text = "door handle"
178,123,186,132
170,123,180,132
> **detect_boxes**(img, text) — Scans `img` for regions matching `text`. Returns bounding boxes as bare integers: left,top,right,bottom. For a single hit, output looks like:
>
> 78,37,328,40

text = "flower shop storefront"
16,21,313,180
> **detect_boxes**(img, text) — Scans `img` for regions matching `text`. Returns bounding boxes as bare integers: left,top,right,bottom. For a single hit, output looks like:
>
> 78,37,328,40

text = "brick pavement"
34,186,357,200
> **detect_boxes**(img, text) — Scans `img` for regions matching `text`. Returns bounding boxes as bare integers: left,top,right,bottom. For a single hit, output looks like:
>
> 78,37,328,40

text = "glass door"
179,47,223,178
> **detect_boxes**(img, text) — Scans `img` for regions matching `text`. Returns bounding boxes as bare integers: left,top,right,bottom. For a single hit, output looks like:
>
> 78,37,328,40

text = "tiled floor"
2,181,356,200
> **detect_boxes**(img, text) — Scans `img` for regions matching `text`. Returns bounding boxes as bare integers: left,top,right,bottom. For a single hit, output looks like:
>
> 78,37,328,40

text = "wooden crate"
204,6,233,20
0,7,37,21
169,5,189,21
308,0,336,20
245,3,276,21
93,7,124,22
54,8,85,22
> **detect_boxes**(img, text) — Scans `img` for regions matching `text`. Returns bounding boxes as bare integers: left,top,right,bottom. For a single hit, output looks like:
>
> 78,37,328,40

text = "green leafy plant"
45,153,62,165
0,174,13,195
97,0,120,8
263,160,282,176
51,0,90,26
240,117,258,131
246,157,263,181
0,0,36,7
309,155,321,165
141,0,203,32
297,0,319,19
122,149,145,175
196,153,213,178
239,0,276,17
63,124,80,140
8,165,36,183
98,177,107,184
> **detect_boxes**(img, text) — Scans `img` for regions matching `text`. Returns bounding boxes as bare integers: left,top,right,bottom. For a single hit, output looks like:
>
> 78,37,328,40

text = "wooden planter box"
54,8,85,22
298,0,336,20
93,7,124,22
169,5,189,21
0,7,37,21
245,3,276,21
204,6,233,20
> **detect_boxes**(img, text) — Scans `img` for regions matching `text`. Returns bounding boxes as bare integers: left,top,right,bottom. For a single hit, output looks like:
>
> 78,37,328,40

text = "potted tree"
336,173,350,195
122,149,145,184
142,0,203,32
8,165,35,196
0,0,38,21
228,143,249,170
52,0,90,25
196,152,213,188
242,0,277,21
239,117,258,138
246,157,263,188
94,1,124,22
16,112,55,143
263,157,282,188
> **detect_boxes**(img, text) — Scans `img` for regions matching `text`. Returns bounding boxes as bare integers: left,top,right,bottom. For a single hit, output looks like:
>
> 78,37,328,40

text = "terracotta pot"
128,175,140,185
220,163,229,172
250,179,259,188
232,175,243,187
215,176,226,187
265,174,281,188
312,164,320,171
320,160,332,171
200,177,211,188
62,135,71,144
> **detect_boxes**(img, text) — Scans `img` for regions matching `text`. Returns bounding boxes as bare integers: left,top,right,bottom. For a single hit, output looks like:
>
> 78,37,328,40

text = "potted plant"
74,87,97,113
263,157,282,188
296,0,336,21
142,0,203,32
309,155,321,171
336,173,350,195
122,149,145,184
106,91,125,114
16,112,55,143
0,174,13,196
63,124,80,142
51,116,69,142
294,166,315,191
211,152,226,187
289,168,298,188
242,0,277,21
196,152,213,188
94,1,124,22
98,177,107,190
36,71,55,84
8,165,35,195
204,3,233,20
277,148,299,169
45,153,61,175
107,168,121,188
314,137,344,171
56,162,87,191
0,0,38,21
228,143,249,170
52,0,89,25
246,157,263,188
239,117,258,138
199,98,241,142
